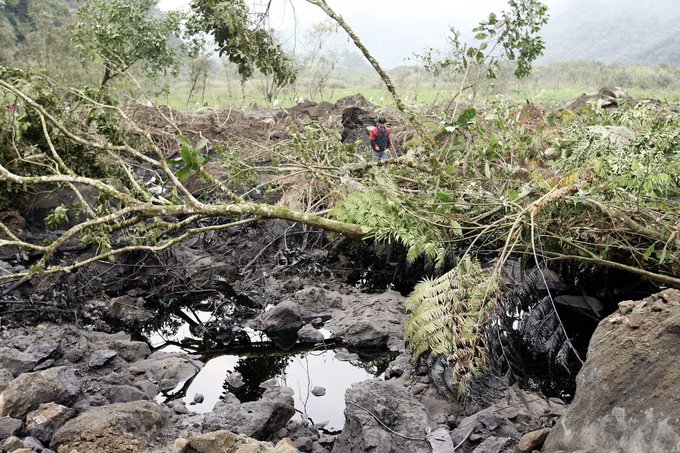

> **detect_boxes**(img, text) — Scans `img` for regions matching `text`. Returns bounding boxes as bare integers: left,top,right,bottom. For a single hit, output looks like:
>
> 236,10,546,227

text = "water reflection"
183,349,392,432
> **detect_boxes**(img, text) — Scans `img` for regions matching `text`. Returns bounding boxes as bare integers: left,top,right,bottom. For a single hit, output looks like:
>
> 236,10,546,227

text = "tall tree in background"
70,0,185,90
189,0,296,89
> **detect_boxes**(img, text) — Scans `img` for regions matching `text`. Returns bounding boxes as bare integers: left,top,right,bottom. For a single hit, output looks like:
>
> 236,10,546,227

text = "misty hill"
540,0,680,65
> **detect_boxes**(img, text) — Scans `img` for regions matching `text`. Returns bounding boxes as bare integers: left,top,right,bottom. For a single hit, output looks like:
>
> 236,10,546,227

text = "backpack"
373,126,390,151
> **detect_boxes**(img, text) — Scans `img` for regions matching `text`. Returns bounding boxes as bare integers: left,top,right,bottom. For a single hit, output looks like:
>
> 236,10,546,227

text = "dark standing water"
144,307,394,432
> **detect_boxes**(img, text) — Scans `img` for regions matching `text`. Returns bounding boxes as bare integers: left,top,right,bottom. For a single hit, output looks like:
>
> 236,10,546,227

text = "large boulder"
543,289,680,452
50,400,167,453
0,367,80,419
332,379,432,453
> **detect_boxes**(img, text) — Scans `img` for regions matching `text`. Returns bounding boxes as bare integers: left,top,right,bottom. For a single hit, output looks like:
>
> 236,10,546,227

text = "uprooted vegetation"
1,64,679,395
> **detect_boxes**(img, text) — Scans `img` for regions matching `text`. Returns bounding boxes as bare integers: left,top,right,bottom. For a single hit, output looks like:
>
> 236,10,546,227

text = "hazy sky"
158,0,568,67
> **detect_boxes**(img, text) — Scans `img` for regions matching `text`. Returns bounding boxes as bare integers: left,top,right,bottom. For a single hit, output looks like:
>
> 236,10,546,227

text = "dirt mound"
285,100,334,122
341,106,376,145
567,86,634,111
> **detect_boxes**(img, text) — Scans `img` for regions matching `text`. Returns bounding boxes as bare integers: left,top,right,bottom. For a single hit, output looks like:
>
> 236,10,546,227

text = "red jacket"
370,126,391,152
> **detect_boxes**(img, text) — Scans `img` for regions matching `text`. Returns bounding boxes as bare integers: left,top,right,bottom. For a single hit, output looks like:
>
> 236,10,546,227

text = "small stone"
88,349,118,368
21,436,44,451
297,325,325,343
517,428,551,453
311,386,326,397
0,416,22,439
2,436,25,452
618,300,637,315
385,366,404,379
25,403,76,444
318,434,335,446
226,372,245,390
193,393,204,404
0,368,13,392
412,383,428,395
260,378,279,389
169,400,188,415
334,351,359,362
294,436,313,452
32,359,56,371
25,340,61,362
109,385,147,403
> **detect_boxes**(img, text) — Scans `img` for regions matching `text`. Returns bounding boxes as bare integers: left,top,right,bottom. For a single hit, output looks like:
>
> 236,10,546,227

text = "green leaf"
195,138,209,151
437,192,454,203
484,162,492,179
642,244,655,261
176,165,193,181
450,221,463,237
456,108,477,126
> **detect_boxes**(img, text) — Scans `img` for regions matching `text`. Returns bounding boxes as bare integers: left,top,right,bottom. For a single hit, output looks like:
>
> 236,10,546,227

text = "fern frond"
405,256,499,394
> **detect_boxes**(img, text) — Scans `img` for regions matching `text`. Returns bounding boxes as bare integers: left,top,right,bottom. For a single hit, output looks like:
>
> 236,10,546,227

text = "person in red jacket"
369,115,394,161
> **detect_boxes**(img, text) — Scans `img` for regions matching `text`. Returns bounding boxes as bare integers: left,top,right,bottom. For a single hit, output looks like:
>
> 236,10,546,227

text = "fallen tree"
1,0,678,394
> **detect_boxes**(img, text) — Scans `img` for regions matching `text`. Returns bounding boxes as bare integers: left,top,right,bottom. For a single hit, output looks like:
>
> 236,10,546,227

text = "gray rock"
171,430,299,453
2,436,25,452
311,443,329,453
0,416,22,440
427,428,455,453
193,393,205,404
109,385,148,403
51,401,167,451
294,436,313,452
203,386,295,440
134,379,160,400
110,339,151,362
0,347,38,377
297,324,325,343
25,340,61,362
169,400,189,415
332,380,431,453
60,328,87,363
311,386,326,397
259,300,303,333
341,321,388,349
544,289,680,452
0,369,13,393
226,372,245,391
333,352,359,362
128,352,202,392
32,359,56,371
105,295,154,325
88,348,118,368
21,436,45,451
471,436,513,453
516,427,550,453
25,403,76,445
0,367,81,418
